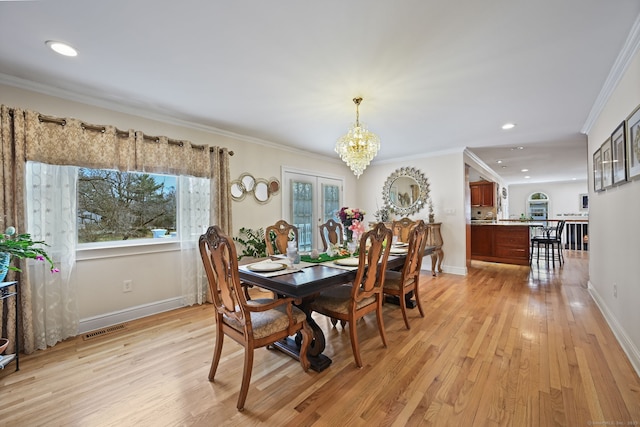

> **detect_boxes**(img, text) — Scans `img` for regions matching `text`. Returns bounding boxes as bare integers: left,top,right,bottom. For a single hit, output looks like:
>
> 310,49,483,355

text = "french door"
282,169,343,252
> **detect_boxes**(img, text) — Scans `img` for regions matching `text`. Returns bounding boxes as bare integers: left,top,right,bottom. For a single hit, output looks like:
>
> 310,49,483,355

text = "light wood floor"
1,251,639,426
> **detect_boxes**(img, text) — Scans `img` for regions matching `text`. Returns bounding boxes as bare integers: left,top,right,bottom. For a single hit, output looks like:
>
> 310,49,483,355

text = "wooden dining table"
238,245,436,372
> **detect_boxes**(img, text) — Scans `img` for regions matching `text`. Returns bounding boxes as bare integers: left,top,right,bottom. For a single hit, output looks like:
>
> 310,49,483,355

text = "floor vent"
82,324,127,341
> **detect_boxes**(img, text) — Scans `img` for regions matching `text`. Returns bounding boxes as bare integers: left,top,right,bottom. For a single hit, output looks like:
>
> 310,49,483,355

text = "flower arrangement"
337,207,366,224
337,207,365,242
0,226,58,273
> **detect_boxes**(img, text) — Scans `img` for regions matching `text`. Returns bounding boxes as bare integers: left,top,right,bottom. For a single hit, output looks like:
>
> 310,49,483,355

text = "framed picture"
593,148,603,192
601,137,613,189
611,121,627,185
626,103,640,180
579,193,588,210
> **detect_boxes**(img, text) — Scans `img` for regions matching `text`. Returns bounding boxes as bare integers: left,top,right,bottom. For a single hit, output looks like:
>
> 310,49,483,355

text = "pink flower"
348,219,366,241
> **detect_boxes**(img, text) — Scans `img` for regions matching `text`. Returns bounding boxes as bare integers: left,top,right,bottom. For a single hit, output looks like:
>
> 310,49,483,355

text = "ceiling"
1,1,639,185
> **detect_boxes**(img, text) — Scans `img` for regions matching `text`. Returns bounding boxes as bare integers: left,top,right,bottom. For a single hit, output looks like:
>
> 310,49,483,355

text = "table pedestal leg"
273,309,332,372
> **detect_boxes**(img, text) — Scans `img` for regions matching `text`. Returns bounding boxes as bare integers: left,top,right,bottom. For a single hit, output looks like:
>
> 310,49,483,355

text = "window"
77,168,177,244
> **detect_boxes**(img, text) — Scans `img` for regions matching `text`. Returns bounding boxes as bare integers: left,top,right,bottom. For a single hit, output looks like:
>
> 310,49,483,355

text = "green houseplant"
233,227,268,260
0,226,58,281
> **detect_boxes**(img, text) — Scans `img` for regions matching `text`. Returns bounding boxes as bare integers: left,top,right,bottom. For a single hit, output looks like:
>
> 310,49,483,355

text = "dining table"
238,245,436,372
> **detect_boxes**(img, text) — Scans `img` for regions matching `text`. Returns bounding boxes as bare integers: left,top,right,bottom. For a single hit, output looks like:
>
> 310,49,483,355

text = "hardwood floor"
1,250,639,426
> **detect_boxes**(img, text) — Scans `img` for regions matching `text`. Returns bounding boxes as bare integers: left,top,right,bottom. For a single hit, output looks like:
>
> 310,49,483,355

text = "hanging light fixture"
335,97,380,178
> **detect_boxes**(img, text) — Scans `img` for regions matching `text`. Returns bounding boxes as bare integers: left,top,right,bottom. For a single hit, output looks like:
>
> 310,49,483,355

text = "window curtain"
0,105,233,353
0,106,30,354
209,147,233,235
26,162,78,350
178,175,210,305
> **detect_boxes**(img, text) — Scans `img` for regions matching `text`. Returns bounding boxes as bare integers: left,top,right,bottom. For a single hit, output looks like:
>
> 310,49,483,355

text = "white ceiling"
1,1,639,185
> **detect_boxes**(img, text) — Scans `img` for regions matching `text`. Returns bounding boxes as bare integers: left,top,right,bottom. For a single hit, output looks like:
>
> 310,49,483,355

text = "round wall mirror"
230,179,246,201
254,179,270,204
240,173,255,192
382,167,430,216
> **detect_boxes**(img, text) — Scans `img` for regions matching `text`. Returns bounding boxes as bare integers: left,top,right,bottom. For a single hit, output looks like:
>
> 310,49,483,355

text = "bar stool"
530,220,565,267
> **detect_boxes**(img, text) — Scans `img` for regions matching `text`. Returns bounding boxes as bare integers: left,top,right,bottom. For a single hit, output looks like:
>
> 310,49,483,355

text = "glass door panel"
284,170,343,252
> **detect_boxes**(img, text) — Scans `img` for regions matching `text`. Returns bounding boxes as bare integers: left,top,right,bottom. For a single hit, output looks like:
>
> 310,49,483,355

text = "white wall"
507,180,589,219
357,150,468,275
587,48,640,375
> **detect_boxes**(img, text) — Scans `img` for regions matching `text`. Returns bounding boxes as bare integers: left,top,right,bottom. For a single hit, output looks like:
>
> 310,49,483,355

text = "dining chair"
392,217,416,243
530,220,566,267
309,222,393,368
383,220,428,329
265,220,298,256
199,225,311,411
319,218,344,251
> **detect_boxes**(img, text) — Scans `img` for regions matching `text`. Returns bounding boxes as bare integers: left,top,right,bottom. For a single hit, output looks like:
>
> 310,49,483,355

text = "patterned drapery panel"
0,106,31,354
25,112,136,172
135,131,210,177
210,146,232,235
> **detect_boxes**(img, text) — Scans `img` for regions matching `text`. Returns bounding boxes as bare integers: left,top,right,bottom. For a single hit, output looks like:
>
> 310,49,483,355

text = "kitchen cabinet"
471,224,530,265
470,181,495,207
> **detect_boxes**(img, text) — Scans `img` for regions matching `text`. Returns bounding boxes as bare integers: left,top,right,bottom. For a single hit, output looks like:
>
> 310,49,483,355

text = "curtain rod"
37,114,234,156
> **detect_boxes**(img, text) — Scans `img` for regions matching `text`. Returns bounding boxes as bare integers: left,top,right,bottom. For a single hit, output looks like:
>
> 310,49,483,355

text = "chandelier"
335,97,380,178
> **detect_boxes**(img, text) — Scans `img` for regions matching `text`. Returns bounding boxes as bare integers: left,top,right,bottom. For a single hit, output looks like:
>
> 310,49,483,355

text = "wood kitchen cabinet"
471,224,530,265
470,181,495,207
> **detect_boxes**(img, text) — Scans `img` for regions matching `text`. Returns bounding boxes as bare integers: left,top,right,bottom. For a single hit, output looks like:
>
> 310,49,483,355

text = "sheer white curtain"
178,175,210,305
26,162,78,349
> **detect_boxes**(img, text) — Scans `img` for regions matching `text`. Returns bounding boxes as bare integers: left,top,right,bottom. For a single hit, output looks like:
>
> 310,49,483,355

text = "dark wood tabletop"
238,246,436,299
237,245,436,371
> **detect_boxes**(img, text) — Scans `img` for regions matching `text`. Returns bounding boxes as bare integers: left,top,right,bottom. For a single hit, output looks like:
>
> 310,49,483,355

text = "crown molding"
582,13,640,134
0,73,342,164
463,148,502,182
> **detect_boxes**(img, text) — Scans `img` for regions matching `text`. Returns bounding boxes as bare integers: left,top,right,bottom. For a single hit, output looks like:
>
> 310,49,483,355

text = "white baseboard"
78,297,184,334
421,264,467,276
588,280,640,378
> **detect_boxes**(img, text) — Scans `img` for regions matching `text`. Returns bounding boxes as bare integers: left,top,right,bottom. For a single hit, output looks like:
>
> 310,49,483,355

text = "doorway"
528,192,549,220
282,168,343,251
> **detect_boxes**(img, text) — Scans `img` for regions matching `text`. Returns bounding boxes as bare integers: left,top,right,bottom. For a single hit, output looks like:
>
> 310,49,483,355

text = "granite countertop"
471,221,545,227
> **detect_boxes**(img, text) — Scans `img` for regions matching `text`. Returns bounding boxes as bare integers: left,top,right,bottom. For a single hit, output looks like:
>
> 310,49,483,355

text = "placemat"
320,259,360,271
239,260,316,277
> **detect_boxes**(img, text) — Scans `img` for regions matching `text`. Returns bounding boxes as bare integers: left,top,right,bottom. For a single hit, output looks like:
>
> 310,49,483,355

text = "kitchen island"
471,222,541,266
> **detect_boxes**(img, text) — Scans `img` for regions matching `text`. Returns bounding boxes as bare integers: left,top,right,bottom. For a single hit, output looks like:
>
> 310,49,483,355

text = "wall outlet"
123,280,133,293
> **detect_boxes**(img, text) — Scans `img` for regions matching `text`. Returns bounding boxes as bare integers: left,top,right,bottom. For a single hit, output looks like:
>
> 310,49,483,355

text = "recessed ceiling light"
510,146,524,150
521,168,528,172
45,40,78,57
524,175,531,179
496,160,503,164
501,123,516,130
501,165,507,169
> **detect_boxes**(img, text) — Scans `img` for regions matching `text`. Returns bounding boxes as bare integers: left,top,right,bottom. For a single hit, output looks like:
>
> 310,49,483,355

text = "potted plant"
0,226,57,282
233,227,269,260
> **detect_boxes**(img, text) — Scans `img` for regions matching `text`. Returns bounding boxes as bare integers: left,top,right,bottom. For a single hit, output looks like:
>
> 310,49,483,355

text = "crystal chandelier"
335,97,380,178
